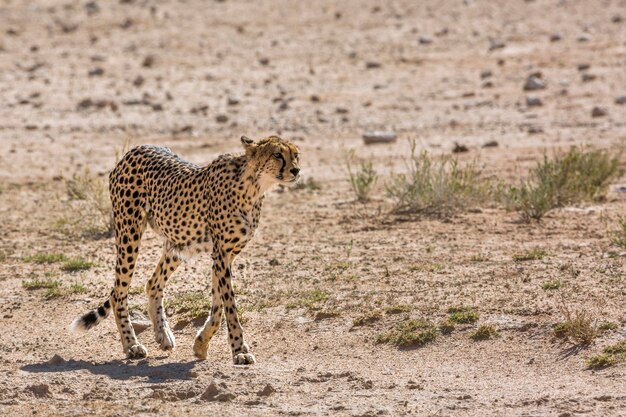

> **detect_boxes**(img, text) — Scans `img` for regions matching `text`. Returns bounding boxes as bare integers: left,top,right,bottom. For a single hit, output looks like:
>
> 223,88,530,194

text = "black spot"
82,311,98,328
97,306,106,316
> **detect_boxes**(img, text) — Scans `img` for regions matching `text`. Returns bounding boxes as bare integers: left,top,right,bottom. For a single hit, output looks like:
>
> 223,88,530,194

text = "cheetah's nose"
290,167,300,176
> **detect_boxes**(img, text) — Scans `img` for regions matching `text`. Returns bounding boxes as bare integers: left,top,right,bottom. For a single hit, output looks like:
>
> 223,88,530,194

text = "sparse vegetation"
55,168,114,239
541,280,563,290
22,278,63,298
346,151,378,202
68,282,87,295
353,310,383,326
385,304,412,314
165,292,211,323
553,307,598,345
611,217,626,249
469,253,489,262
23,253,68,264
513,248,547,262
293,177,322,191
386,140,492,217
0,251,6,262
504,147,622,222
447,306,479,324
438,319,455,335
286,290,329,310
376,319,438,348
408,262,444,273
587,341,626,369
470,324,500,341
61,258,95,272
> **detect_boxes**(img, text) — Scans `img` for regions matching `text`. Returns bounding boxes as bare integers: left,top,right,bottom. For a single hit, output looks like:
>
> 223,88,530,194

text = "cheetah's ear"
241,136,257,156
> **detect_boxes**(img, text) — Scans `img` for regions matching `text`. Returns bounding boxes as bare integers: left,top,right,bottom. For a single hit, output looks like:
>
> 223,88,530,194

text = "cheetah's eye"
273,152,282,159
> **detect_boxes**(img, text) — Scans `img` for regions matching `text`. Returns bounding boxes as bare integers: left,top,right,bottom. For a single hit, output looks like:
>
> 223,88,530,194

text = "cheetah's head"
241,135,300,186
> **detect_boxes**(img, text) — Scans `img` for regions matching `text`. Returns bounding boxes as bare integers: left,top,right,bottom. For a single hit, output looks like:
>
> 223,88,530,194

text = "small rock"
524,75,545,91
88,67,104,77
526,96,542,107
227,95,240,105
418,36,433,45
581,73,596,82
216,114,228,123
549,33,562,42
120,18,133,29
362,131,396,144
142,55,155,68
528,126,543,134
452,142,469,153
482,81,493,88
613,95,626,105
365,61,382,69
151,103,163,112
259,57,270,66
85,1,100,15
130,310,151,334
269,258,280,266
47,354,66,366
591,107,607,118
257,384,275,397
577,63,591,71
480,69,493,79
335,107,349,114
200,382,235,402
26,384,52,398
482,140,499,148
577,34,591,42
133,75,145,87
488,39,506,51
612,15,623,23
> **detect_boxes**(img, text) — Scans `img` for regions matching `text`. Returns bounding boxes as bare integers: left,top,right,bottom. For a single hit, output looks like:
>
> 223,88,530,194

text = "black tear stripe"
278,154,286,174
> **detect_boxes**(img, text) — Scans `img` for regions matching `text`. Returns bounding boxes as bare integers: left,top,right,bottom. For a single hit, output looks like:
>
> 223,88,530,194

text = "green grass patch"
541,280,563,290
470,324,500,341
353,310,383,327
346,151,378,202
386,140,493,217
376,319,438,348
612,218,626,249
553,308,598,345
587,341,626,369
23,253,68,264
286,290,329,310
438,319,456,335
447,306,479,324
61,258,95,272
503,147,622,222
385,304,412,314
512,248,547,262
68,282,88,295
165,292,211,323
293,177,322,191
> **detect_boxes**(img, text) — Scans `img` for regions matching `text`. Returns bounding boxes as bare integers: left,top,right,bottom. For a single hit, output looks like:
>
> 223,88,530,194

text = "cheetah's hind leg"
146,244,181,351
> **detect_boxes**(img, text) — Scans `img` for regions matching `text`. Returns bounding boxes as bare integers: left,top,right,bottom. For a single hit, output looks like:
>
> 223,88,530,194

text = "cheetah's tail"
70,292,113,333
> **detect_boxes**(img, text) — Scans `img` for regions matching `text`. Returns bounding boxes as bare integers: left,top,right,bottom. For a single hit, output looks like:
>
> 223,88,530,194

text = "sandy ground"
1,0,625,415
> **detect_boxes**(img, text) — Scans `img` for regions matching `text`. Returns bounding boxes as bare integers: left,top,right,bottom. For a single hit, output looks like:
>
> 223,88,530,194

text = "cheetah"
70,135,300,365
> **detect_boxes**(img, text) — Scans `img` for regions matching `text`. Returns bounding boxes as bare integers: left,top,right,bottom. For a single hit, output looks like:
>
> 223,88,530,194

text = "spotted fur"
70,136,300,364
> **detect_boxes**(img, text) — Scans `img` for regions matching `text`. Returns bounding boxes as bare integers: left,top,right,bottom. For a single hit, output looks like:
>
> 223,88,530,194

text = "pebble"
488,39,506,51
366,61,382,69
523,75,545,91
482,140,499,148
526,96,542,107
257,384,276,397
130,310,151,333
528,126,543,134
216,114,229,123
227,95,240,105
142,55,155,68
581,73,596,82
419,36,433,45
200,382,235,402
577,64,590,71
47,354,66,366
549,33,562,42
480,69,493,79
614,95,626,105
132,75,145,87
25,384,52,398
362,131,396,144
259,57,270,66
452,142,469,153
577,34,591,42
591,107,607,117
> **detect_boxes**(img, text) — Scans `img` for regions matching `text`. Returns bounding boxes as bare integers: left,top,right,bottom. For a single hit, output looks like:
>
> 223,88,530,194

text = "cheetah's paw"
155,326,176,351
192,336,208,360
127,344,148,359
233,352,256,365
